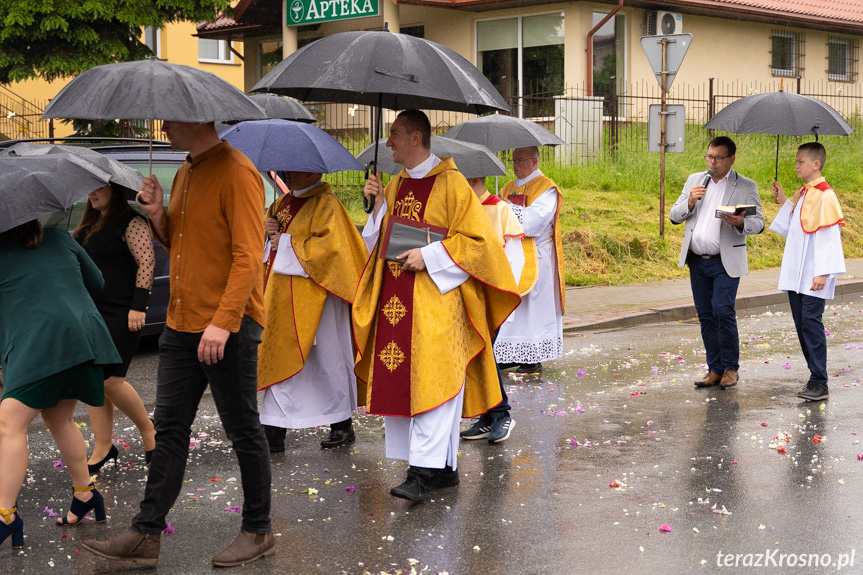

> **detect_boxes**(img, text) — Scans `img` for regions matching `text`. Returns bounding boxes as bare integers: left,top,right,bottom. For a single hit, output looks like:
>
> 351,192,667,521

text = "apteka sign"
287,0,379,25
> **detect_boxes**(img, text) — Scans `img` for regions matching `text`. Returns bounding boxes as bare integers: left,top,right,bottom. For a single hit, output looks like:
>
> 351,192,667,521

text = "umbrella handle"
363,160,376,214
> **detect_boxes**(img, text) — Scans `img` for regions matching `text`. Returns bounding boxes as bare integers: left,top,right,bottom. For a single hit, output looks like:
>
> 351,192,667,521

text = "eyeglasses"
704,154,730,162
511,158,535,166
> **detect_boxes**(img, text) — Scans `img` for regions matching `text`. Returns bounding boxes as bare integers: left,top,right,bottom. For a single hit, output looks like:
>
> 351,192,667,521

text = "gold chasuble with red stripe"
353,157,521,418
501,175,566,307
258,183,369,391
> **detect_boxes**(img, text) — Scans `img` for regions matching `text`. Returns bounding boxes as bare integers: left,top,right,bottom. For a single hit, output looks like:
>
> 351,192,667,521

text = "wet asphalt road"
7,293,863,574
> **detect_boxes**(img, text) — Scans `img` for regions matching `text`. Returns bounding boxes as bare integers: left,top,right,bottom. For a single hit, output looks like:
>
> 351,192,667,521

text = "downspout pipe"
587,0,624,96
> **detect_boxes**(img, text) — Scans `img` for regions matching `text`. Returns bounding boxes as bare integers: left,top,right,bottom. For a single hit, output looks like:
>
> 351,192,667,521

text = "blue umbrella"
219,119,362,174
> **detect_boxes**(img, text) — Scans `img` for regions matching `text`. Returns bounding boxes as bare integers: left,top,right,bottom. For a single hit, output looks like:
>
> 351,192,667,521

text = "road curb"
563,280,863,334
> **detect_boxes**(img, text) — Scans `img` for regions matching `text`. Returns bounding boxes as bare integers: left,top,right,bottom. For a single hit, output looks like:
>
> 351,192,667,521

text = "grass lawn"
333,124,863,286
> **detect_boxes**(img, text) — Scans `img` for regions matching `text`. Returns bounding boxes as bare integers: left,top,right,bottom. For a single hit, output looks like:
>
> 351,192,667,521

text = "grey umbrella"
248,94,316,123
0,143,143,195
443,113,566,152
41,58,265,123
702,89,854,179
0,152,120,233
357,136,505,179
252,29,510,212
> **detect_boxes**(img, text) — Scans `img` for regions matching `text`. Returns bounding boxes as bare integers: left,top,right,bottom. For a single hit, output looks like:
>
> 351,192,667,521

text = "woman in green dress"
0,220,120,548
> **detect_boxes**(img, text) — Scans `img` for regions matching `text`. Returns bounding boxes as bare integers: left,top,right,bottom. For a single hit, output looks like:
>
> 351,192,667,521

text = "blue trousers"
132,316,271,534
787,291,828,385
687,254,740,374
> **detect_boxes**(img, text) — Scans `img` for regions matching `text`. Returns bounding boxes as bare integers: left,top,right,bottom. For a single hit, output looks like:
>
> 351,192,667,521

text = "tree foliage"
0,1,232,84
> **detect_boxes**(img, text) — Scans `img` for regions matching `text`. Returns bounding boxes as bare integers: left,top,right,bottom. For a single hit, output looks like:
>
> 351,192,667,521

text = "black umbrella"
703,89,854,180
41,58,265,174
0,146,142,233
251,29,510,212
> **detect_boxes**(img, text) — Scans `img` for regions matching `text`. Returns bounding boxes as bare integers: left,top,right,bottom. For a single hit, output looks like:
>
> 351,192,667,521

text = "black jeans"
131,316,271,534
687,253,741,373
486,331,511,422
787,291,828,385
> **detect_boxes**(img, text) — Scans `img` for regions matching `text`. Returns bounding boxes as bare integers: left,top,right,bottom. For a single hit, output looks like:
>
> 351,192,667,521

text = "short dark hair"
708,136,736,157
798,142,827,170
2,219,44,249
397,109,431,149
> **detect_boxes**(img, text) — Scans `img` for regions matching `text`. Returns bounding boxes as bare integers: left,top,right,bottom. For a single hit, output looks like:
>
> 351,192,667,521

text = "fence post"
796,76,801,94
610,78,616,158
707,77,714,139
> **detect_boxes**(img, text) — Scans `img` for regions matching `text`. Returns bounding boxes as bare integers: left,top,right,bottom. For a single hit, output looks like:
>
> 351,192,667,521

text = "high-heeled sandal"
56,483,106,526
87,444,119,475
0,507,23,549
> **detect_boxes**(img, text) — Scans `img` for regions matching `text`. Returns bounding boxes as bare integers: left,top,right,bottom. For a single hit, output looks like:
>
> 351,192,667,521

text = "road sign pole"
659,39,668,238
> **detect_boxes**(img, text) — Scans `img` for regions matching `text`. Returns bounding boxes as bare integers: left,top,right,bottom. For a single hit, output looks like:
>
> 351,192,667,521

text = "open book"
715,204,756,218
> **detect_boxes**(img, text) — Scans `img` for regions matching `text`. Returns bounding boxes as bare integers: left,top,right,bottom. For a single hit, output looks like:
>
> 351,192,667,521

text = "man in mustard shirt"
83,121,274,568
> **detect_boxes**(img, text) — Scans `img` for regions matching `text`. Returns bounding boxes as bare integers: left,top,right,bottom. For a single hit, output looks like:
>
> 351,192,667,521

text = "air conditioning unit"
648,11,683,35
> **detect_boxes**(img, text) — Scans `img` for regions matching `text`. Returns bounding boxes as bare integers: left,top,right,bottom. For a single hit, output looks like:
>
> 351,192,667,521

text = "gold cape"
479,190,538,296
791,177,845,233
258,183,369,391
353,158,521,417
501,174,566,307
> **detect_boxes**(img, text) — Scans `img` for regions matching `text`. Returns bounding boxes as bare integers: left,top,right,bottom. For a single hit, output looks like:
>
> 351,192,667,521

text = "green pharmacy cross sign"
287,0,379,25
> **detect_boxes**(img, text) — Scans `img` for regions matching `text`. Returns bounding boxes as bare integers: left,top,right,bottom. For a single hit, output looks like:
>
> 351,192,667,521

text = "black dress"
77,211,154,378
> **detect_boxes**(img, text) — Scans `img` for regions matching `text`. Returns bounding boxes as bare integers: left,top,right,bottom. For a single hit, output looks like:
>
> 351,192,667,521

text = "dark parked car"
0,138,279,336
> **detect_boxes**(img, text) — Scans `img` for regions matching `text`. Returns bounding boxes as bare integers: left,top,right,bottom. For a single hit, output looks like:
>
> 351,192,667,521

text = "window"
259,40,282,79
476,13,564,118
771,30,804,77
144,27,161,58
401,25,424,39
198,38,234,64
592,12,625,117
828,37,858,82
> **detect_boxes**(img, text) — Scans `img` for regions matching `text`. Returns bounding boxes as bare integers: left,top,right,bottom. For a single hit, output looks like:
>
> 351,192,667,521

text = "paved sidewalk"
564,259,863,333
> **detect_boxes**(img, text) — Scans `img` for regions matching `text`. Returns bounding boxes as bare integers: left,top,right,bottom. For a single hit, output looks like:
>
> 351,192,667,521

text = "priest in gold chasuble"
354,110,520,501
258,171,369,452
494,146,565,375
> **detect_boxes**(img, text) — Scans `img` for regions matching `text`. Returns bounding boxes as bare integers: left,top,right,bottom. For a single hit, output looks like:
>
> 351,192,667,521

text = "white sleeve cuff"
421,242,469,294
272,234,309,277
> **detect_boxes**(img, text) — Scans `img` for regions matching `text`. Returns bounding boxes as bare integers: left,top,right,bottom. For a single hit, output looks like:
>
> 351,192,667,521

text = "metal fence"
0,85,51,140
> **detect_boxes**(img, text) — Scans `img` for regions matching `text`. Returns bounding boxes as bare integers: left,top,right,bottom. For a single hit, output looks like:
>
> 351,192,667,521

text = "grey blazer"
669,169,764,278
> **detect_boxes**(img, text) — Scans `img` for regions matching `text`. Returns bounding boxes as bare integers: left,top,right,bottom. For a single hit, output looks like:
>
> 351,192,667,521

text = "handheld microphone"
701,167,716,188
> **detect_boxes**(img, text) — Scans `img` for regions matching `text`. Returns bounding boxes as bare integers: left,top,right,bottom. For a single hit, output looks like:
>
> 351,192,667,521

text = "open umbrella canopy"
0,143,143,195
248,94,317,122
219,119,363,173
42,58,266,123
357,136,505,179
0,152,119,233
703,90,854,179
443,113,566,152
252,30,510,114
703,90,854,137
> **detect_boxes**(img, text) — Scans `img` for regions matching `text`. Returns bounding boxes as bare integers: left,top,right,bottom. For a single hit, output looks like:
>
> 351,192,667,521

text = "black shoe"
497,363,518,371
515,363,542,374
488,416,515,443
320,428,355,448
389,466,459,501
88,444,119,475
460,418,492,440
797,382,829,401
262,425,286,453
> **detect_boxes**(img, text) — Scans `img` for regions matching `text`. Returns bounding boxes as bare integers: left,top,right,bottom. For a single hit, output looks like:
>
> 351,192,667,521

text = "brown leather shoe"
719,369,739,388
212,530,275,567
694,372,721,387
82,529,160,567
